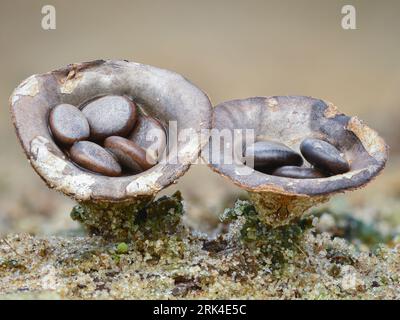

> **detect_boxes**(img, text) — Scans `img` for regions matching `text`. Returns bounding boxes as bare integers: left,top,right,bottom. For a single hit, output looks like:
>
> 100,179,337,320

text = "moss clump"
70,192,183,242
128,192,188,261
70,197,152,241
116,243,129,254
133,191,184,241
221,200,313,267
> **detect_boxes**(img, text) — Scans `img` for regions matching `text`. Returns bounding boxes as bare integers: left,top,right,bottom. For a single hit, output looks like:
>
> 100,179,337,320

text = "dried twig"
0,238,27,259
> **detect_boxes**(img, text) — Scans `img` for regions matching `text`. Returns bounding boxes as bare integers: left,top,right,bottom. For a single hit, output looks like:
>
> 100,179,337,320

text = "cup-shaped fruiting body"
10,60,212,239
205,96,388,227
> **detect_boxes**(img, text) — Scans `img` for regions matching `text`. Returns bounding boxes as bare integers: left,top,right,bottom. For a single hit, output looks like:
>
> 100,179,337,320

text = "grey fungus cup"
204,96,388,227
10,60,212,205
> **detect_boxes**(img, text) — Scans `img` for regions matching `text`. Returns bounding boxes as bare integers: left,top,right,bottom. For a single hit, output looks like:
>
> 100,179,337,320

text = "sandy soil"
0,1,399,299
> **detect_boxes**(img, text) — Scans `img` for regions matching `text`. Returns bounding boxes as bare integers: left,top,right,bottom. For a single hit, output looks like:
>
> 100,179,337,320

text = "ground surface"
1,0,400,301
0,160,399,300
0,199,399,300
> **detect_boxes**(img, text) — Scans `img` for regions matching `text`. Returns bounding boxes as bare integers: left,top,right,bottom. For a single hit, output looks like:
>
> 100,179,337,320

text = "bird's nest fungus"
10,61,388,239
10,60,212,239
205,96,388,226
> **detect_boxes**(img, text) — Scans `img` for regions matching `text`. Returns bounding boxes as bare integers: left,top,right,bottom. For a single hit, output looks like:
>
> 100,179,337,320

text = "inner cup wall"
214,96,377,172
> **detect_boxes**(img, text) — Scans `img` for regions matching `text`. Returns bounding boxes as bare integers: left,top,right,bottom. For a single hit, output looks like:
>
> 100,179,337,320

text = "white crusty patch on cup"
11,75,40,105
178,138,200,163
126,169,163,195
30,136,95,200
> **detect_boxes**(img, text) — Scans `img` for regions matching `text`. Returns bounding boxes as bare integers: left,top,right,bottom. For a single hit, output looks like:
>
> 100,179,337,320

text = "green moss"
133,191,184,241
70,191,183,242
116,242,129,254
70,205,86,222
221,200,313,268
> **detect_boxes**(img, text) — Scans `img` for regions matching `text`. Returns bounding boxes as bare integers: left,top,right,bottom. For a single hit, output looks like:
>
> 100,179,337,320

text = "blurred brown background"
0,0,399,235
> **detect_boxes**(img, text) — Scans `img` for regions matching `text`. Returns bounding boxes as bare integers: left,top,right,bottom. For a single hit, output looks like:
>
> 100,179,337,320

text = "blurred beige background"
0,0,399,235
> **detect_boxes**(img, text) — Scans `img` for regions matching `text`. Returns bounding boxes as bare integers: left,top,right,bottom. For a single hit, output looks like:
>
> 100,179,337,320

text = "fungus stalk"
206,96,388,228
71,191,185,241
70,196,153,241
249,192,329,227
